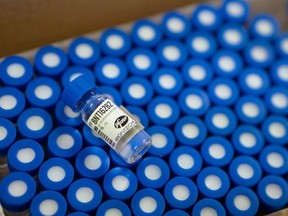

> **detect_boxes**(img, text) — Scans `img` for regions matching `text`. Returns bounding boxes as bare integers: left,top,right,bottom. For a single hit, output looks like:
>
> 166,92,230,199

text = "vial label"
87,99,142,150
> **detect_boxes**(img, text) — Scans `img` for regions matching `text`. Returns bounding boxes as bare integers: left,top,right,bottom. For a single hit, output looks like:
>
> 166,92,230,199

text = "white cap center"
159,74,176,89
133,55,151,70
42,53,60,68
7,63,25,78
268,122,286,138
177,154,194,169
182,123,199,139
239,132,256,148
189,65,206,81
39,199,59,216
155,104,172,119
271,93,288,109
8,180,27,197
242,102,259,118
192,37,209,53
205,175,222,190
144,165,161,180
0,126,8,141
26,116,44,131
167,17,185,33
163,46,180,61
208,144,226,159
47,166,65,182
0,95,17,110
128,84,146,99
246,74,263,89
139,197,157,213
185,94,203,110
34,85,53,100
112,175,129,191
212,113,229,129
234,195,251,211
265,183,283,199
84,155,102,170
76,187,94,203
17,148,36,163
215,84,232,100
151,133,167,148
237,164,254,179
103,63,120,79
138,26,155,41
172,185,190,201
267,152,284,168
106,35,124,50
75,43,94,59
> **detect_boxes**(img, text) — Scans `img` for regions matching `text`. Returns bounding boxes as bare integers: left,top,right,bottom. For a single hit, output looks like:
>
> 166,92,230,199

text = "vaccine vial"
61,76,152,164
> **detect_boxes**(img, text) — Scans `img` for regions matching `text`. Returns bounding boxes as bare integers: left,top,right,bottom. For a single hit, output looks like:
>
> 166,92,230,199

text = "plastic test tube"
68,37,101,67
174,115,207,147
120,76,154,107
125,48,158,77
131,188,166,216
164,176,198,210
0,87,26,120
0,56,34,88
30,190,67,216
67,178,103,213
196,166,230,199
131,19,162,48
231,125,265,156
25,76,61,109
103,167,138,200
146,125,176,159
0,118,16,180
161,11,191,40
136,156,170,189
61,76,152,163
225,186,259,216
192,198,226,216
169,146,202,178
147,96,180,126
17,107,53,141
94,57,128,86
200,136,234,167
47,126,83,160
34,45,68,77
151,67,184,97
75,146,110,179
8,139,44,177
96,199,131,216
38,157,74,192
0,172,36,216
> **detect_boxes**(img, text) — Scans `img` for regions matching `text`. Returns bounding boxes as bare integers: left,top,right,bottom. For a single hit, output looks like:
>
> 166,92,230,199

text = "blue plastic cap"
61,75,96,111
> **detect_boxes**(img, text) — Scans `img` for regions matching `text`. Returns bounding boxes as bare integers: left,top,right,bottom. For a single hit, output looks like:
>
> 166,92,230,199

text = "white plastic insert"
167,17,185,33
245,74,263,89
267,152,284,168
105,208,122,216
212,113,229,129
215,84,232,100
7,63,25,78
182,123,199,139
0,126,8,141
8,180,27,197
133,55,151,70
151,133,167,148
208,144,226,159
192,37,209,53
242,102,259,118
0,95,17,110
280,39,288,55
106,35,124,50
185,94,203,110
255,20,273,36
277,65,288,81
139,197,157,213
137,26,155,41
234,195,251,211
163,46,180,61
26,116,44,131
271,93,288,109
188,65,206,81
265,183,283,199
76,187,94,203
226,1,244,18
223,29,241,45
200,207,217,216
39,199,58,216
177,154,194,169
239,132,256,148
237,164,254,179
56,134,74,150
144,165,161,180
159,74,176,89
102,63,120,79
218,56,236,72
198,10,216,26
250,46,268,62
17,148,36,163
205,175,221,190
112,175,129,191
268,122,286,138
34,85,53,100
155,104,172,119
75,43,94,59
128,84,146,99
84,155,102,170
42,53,60,68
172,185,190,201
47,166,65,182
64,105,81,118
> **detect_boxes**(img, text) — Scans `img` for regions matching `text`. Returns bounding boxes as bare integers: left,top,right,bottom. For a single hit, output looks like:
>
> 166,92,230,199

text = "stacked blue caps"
1,0,288,215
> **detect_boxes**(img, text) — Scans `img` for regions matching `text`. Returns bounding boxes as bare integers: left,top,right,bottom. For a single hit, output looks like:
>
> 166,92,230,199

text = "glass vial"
61,76,152,164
